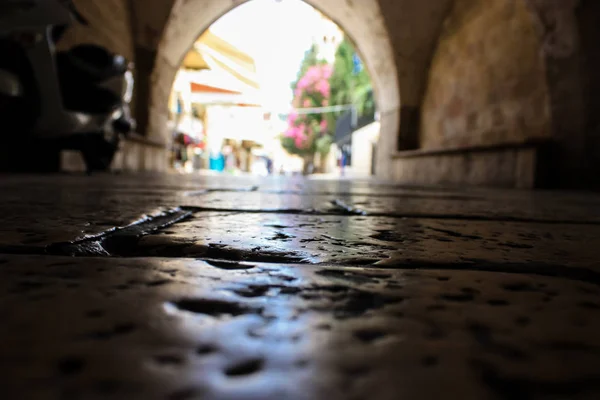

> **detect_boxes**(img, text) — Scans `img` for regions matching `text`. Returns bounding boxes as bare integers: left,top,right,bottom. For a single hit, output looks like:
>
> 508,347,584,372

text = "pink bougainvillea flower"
287,111,298,124
306,66,319,80
316,79,330,98
322,64,333,79
294,132,308,148
284,63,336,152
284,126,297,138
297,77,309,90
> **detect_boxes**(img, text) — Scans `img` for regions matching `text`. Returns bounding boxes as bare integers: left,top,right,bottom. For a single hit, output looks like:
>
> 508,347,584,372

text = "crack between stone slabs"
0,204,366,258
367,260,600,287
4,235,600,289
8,230,600,290
179,206,600,225
329,199,368,215
260,189,482,201
1,204,599,287
43,207,194,257
179,206,362,217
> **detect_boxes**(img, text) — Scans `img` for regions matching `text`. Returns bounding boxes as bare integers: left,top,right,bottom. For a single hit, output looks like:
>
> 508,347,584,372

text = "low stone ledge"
392,138,550,159
389,139,552,189
61,134,168,173
124,133,167,149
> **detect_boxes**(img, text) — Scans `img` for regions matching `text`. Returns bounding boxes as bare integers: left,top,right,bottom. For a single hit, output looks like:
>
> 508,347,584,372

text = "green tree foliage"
281,36,376,171
328,37,375,124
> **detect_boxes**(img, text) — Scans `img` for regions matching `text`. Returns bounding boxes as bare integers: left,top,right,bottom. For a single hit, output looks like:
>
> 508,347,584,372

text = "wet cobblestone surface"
1,173,600,399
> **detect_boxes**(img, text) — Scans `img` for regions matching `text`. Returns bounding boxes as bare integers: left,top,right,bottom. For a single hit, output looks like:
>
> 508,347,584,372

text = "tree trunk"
302,153,315,175
315,151,329,174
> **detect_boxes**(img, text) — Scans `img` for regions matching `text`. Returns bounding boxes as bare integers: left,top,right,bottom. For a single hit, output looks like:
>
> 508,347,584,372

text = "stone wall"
577,0,600,177
577,1,600,132
391,146,539,188
421,0,551,150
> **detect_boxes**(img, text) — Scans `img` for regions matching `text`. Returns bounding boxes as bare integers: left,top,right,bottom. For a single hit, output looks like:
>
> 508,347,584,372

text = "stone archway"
57,0,598,186
149,0,400,177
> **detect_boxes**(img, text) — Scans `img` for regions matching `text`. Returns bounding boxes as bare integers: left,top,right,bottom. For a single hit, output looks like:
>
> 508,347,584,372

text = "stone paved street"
1,173,600,399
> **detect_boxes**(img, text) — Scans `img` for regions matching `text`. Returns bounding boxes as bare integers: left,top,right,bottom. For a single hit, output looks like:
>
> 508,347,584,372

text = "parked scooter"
0,0,135,173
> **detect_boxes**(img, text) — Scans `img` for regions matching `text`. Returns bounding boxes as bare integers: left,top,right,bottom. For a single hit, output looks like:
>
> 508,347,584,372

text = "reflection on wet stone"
1,175,600,399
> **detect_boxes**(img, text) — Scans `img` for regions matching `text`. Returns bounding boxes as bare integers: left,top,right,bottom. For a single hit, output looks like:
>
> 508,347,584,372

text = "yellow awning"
182,49,210,70
197,30,256,73
179,29,261,106
192,29,260,90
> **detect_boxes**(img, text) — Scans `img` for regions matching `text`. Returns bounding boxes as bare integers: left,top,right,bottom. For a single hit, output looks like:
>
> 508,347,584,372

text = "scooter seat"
56,44,128,83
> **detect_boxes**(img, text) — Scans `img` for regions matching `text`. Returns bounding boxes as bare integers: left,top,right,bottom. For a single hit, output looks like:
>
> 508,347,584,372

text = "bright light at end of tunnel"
209,0,326,110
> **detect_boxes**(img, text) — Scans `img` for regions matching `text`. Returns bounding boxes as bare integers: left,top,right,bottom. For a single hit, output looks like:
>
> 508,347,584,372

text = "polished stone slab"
1,173,600,248
1,173,600,399
129,213,600,268
1,255,599,400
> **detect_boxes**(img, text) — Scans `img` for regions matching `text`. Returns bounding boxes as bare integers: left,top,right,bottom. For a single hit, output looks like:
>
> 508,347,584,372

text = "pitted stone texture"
0,174,267,245
524,0,581,58
1,255,600,399
129,213,600,268
1,174,600,248
421,0,551,150
189,190,600,223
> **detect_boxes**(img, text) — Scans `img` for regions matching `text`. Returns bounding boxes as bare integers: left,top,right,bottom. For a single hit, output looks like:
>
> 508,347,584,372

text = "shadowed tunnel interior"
1,0,600,399
52,0,599,189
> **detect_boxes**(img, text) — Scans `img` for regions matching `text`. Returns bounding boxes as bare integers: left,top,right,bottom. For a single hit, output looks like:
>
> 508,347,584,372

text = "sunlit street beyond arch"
168,0,378,179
